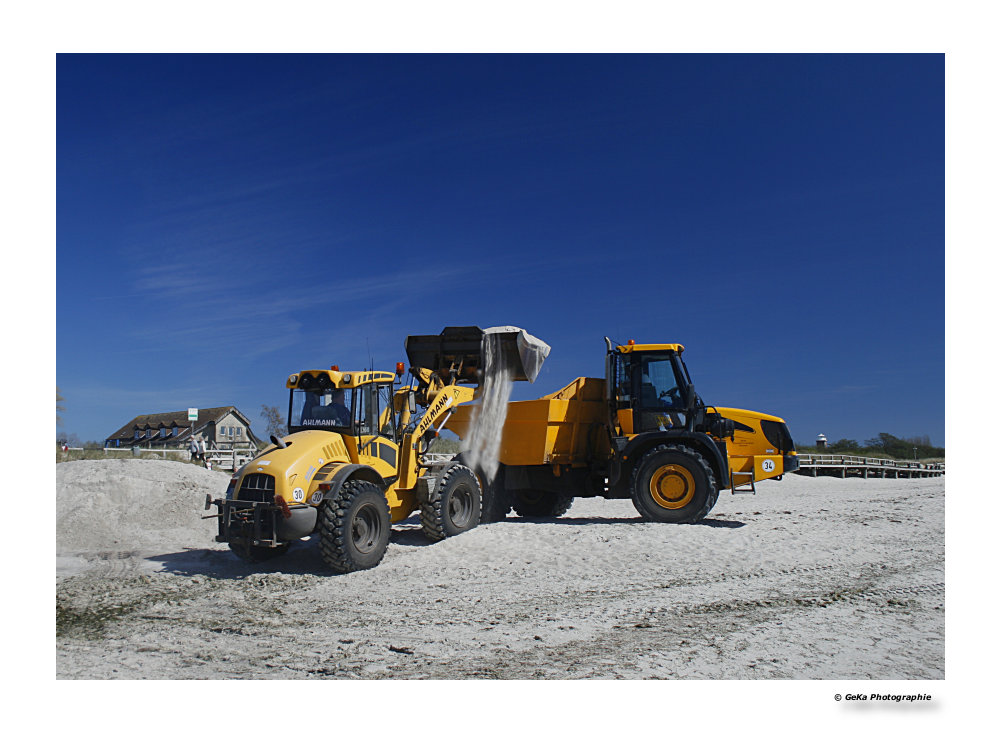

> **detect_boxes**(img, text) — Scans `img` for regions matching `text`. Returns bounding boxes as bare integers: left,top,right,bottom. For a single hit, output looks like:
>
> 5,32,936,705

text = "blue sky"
56,53,943,446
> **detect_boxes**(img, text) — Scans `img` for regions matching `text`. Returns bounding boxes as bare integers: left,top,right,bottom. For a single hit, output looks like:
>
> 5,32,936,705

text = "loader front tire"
421,464,482,542
319,480,391,573
228,540,290,563
511,490,574,518
630,444,718,523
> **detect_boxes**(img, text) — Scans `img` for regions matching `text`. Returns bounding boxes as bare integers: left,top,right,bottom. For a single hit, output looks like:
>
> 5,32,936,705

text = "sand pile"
56,459,229,557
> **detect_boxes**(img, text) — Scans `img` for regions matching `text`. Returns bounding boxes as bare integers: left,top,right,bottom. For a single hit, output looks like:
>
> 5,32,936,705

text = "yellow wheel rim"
649,464,696,509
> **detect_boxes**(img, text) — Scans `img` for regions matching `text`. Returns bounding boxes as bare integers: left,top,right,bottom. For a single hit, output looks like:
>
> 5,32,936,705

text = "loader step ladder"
730,470,756,494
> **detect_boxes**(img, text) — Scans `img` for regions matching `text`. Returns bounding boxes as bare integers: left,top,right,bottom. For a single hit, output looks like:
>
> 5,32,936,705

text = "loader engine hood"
236,429,351,505
404,325,551,384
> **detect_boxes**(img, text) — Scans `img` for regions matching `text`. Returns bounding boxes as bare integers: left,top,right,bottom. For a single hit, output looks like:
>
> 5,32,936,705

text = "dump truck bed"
449,377,612,466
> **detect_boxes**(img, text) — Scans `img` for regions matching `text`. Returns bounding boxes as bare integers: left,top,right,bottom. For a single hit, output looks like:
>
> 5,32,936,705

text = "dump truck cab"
606,341,699,436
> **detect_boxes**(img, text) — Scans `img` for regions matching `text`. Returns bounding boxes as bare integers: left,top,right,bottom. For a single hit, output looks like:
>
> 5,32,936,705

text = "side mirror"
408,392,416,413
686,386,698,413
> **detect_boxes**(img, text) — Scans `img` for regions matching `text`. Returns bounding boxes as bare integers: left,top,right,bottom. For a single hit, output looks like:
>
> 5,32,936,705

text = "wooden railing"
796,453,944,477
798,454,943,469
204,448,256,471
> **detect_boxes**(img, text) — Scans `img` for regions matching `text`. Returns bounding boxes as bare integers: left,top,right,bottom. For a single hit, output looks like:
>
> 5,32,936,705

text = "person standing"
189,437,199,464
198,437,208,467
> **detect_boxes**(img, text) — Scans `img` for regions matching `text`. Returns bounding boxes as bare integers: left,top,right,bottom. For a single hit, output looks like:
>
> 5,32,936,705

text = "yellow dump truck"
448,339,798,523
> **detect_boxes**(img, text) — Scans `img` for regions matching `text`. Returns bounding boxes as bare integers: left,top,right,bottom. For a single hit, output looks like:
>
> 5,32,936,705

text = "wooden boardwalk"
796,453,944,479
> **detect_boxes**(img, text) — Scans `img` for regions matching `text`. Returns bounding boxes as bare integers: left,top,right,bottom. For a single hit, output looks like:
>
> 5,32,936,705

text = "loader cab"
286,370,398,439
607,343,698,436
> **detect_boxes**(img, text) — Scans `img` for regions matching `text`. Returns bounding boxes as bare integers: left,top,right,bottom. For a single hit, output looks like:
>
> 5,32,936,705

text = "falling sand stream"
463,332,514,483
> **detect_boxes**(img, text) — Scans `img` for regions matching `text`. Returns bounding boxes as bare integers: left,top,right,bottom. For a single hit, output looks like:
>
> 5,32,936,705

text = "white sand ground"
56,459,944,679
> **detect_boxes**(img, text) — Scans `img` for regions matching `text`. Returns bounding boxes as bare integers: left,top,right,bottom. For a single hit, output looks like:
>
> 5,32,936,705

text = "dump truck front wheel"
228,541,291,563
630,444,718,523
319,480,391,573
511,489,574,518
421,464,482,541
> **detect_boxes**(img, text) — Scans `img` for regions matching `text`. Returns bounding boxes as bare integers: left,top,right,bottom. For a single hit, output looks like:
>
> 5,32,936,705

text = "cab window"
633,355,687,430
290,388,354,431
354,384,378,436
376,383,397,439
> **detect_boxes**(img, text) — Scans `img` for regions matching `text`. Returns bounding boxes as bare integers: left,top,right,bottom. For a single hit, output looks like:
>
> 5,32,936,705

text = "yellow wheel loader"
447,338,799,524
205,326,548,573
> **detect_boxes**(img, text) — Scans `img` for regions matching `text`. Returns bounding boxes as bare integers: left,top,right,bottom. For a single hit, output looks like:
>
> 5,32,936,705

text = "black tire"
421,464,482,541
228,540,290,563
630,444,718,523
511,489,574,518
455,453,511,523
319,480,391,573
479,464,512,523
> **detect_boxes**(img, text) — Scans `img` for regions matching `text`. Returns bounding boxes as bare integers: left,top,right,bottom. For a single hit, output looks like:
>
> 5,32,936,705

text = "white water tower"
816,433,828,448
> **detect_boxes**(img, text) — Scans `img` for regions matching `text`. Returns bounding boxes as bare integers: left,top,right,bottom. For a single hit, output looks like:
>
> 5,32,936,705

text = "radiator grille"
237,472,275,503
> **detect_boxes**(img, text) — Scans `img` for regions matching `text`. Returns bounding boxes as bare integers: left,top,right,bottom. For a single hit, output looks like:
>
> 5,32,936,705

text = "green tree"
829,438,861,453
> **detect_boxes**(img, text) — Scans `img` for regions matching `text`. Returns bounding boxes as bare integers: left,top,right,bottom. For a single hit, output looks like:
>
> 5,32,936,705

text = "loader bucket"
405,326,551,384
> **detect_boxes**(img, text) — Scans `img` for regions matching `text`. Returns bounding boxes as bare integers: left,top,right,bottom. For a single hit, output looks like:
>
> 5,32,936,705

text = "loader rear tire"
421,464,482,542
228,541,290,563
630,444,718,523
454,454,511,523
319,480,391,573
479,464,512,523
511,490,574,518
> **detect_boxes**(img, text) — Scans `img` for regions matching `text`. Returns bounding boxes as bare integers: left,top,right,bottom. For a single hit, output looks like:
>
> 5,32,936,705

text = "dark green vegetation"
428,437,462,454
796,433,944,461
55,448,193,463
56,577,192,640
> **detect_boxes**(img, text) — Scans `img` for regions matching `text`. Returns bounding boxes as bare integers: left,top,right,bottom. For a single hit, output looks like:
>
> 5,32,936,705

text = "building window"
236,427,242,436
172,426,178,436
134,429,140,440
160,427,166,438
145,428,151,438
